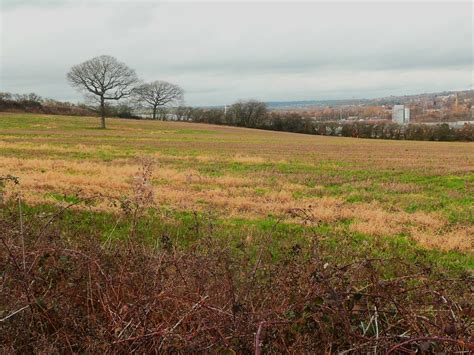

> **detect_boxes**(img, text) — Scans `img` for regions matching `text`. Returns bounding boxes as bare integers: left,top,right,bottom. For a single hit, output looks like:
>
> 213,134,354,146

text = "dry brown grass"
412,227,474,252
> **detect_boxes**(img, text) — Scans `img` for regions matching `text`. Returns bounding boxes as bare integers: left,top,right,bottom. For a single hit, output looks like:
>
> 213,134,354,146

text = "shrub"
0,198,472,352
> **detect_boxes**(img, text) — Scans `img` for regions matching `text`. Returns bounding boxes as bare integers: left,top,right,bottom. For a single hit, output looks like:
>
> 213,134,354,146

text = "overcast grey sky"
1,0,472,106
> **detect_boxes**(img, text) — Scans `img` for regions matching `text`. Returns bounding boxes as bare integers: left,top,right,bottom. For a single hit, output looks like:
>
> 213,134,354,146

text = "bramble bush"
1,176,472,353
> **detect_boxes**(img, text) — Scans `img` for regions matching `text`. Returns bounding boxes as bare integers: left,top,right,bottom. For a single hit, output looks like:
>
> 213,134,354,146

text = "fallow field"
1,113,472,254
1,113,473,352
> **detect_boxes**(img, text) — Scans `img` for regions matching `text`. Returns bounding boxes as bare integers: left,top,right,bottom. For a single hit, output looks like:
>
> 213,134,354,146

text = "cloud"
1,1,472,105
1,0,70,11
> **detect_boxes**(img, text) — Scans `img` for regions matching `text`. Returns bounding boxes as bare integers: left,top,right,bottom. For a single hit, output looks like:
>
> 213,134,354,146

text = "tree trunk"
100,96,106,129
152,105,157,120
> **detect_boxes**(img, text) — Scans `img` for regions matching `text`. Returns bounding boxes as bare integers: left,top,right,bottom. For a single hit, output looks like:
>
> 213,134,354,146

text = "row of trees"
164,104,473,141
166,100,268,127
312,121,474,141
0,91,145,118
67,55,183,128
0,92,95,116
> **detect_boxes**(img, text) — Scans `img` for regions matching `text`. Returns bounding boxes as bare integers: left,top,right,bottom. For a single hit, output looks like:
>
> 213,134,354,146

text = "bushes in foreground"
1,200,472,352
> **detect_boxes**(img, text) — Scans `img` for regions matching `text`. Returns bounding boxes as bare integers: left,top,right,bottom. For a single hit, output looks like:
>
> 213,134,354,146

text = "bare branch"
133,80,184,119
66,55,139,128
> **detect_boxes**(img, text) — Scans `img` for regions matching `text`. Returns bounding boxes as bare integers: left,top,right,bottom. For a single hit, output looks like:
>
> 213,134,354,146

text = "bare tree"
67,55,138,128
133,81,184,119
174,106,191,121
228,100,267,127
0,92,12,101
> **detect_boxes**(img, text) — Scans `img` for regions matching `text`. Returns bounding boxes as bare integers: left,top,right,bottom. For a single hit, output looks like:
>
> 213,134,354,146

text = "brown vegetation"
1,196,472,353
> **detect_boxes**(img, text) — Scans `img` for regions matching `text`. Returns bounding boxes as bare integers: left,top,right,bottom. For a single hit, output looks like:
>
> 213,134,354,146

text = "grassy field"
1,113,473,352
1,113,473,254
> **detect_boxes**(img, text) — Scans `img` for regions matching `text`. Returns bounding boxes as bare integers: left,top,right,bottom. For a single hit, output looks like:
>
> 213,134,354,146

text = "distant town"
262,90,474,126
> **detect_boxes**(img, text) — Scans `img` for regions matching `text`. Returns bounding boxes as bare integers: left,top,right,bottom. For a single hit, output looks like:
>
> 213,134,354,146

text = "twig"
374,305,379,354
117,319,133,339
0,305,29,322
255,320,293,355
387,336,474,353
18,196,25,271
35,195,99,247
255,321,265,355
158,295,209,350
102,217,121,248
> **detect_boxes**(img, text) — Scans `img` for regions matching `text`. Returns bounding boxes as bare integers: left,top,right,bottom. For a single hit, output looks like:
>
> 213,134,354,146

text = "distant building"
404,107,410,122
392,105,404,123
392,105,410,124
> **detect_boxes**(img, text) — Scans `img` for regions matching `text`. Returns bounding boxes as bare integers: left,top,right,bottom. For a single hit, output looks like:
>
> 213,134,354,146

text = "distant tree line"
0,92,94,116
169,102,474,141
312,121,474,141
2,90,472,140
0,91,142,119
